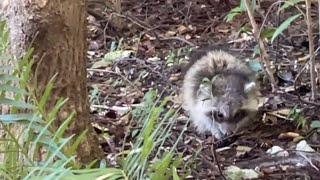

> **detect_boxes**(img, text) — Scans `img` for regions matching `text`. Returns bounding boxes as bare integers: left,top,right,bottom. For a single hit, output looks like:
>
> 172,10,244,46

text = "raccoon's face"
206,94,249,123
198,74,255,123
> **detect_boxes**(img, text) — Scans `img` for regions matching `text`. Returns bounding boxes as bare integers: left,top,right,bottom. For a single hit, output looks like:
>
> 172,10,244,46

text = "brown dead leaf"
177,25,188,34
274,109,291,117
165,30,177,37
262,113,278,125
144,34,156,40
139,40,156,57
169,73,180,82
216,24,230,33
278,132,300,140
266,109,291,122
293,136,304,143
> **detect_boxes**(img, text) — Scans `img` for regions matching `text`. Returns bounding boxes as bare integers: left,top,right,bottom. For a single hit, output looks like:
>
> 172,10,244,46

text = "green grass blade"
271,14,301,43
38,136,74,176
172,166,180,180
53,111,76,141
0,85,27,94
46,98,69,123
0,74,19,81
38,74,57,113
0,98,35,109
0,114,41,123
66,129,88,157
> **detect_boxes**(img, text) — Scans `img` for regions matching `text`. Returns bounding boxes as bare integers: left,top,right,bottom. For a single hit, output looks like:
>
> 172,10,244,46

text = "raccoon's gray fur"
182,48,258,139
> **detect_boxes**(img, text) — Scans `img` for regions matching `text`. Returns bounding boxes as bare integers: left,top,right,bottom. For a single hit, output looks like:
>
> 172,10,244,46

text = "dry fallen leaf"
278,132,300,140
177,25,188,34
236,145,252,157
165,30,177,37
262,113,278,125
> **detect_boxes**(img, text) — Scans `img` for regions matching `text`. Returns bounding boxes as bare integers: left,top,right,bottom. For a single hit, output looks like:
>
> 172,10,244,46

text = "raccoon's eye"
216,112,224,118
206,111,225,122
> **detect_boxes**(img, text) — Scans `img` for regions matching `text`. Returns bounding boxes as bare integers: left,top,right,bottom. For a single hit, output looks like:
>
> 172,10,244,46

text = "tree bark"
7,0,104,163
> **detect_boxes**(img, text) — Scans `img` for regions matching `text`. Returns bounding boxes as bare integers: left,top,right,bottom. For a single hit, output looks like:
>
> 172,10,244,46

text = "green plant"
1,18,187,179
0,20,90,178
225,0,259,22
165,47,193,66
271,13,301,43
288,106,308,129
124,90,187,180
310,120,320,130
225,0,246,22
226,0,303,43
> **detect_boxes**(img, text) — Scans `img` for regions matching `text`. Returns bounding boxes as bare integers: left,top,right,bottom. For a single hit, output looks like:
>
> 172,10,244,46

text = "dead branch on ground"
237,151,320,171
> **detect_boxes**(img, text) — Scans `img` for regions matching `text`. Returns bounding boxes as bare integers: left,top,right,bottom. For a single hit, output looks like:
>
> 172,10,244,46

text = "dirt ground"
86,0,320,179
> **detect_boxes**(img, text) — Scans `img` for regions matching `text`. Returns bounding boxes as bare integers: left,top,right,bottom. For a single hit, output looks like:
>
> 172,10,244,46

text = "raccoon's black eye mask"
232,109,248,122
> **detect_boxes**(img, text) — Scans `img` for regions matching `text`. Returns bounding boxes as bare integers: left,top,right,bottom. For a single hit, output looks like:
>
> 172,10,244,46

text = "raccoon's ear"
244,82,256,94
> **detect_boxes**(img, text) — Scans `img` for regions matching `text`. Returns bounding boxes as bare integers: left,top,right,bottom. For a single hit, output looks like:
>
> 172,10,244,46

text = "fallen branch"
244,0,277,92
237,151,320,170
212,144,227,180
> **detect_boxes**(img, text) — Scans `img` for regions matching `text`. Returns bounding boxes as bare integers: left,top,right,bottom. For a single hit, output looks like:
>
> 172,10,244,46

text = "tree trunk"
7,0,104,163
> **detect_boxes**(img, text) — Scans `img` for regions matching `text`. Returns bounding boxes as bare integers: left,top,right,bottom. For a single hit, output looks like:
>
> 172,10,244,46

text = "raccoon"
181,48,258,139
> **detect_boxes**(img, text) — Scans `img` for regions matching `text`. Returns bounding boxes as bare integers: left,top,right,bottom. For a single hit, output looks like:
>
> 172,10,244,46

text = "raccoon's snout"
214,111,225,122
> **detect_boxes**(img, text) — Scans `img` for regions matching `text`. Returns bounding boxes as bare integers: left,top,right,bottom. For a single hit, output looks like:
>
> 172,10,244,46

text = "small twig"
292,45,320,106
298,152,320,171
111,12,152,31
87,68,142,94
275,2,282,70
238,151,320,170
211,144,227,180
257,1,285,38
113,57,170,82
244,0,277,92
110,11,195,46
159,36,195,46
278,90,320,107
306,0,317,100
201,13,226,37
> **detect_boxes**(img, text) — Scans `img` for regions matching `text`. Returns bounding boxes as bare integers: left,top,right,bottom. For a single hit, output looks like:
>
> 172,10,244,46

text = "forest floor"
86,1,320,179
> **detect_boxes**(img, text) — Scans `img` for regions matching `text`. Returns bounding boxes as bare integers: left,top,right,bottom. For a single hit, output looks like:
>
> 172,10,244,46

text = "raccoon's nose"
214,111,227,122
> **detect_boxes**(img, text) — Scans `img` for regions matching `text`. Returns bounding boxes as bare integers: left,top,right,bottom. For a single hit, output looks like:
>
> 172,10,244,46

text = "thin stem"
244,0,277,92
306,0,317,100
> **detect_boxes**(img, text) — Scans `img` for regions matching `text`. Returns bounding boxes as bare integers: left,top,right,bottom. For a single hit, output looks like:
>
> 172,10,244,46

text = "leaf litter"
86,0,320,179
